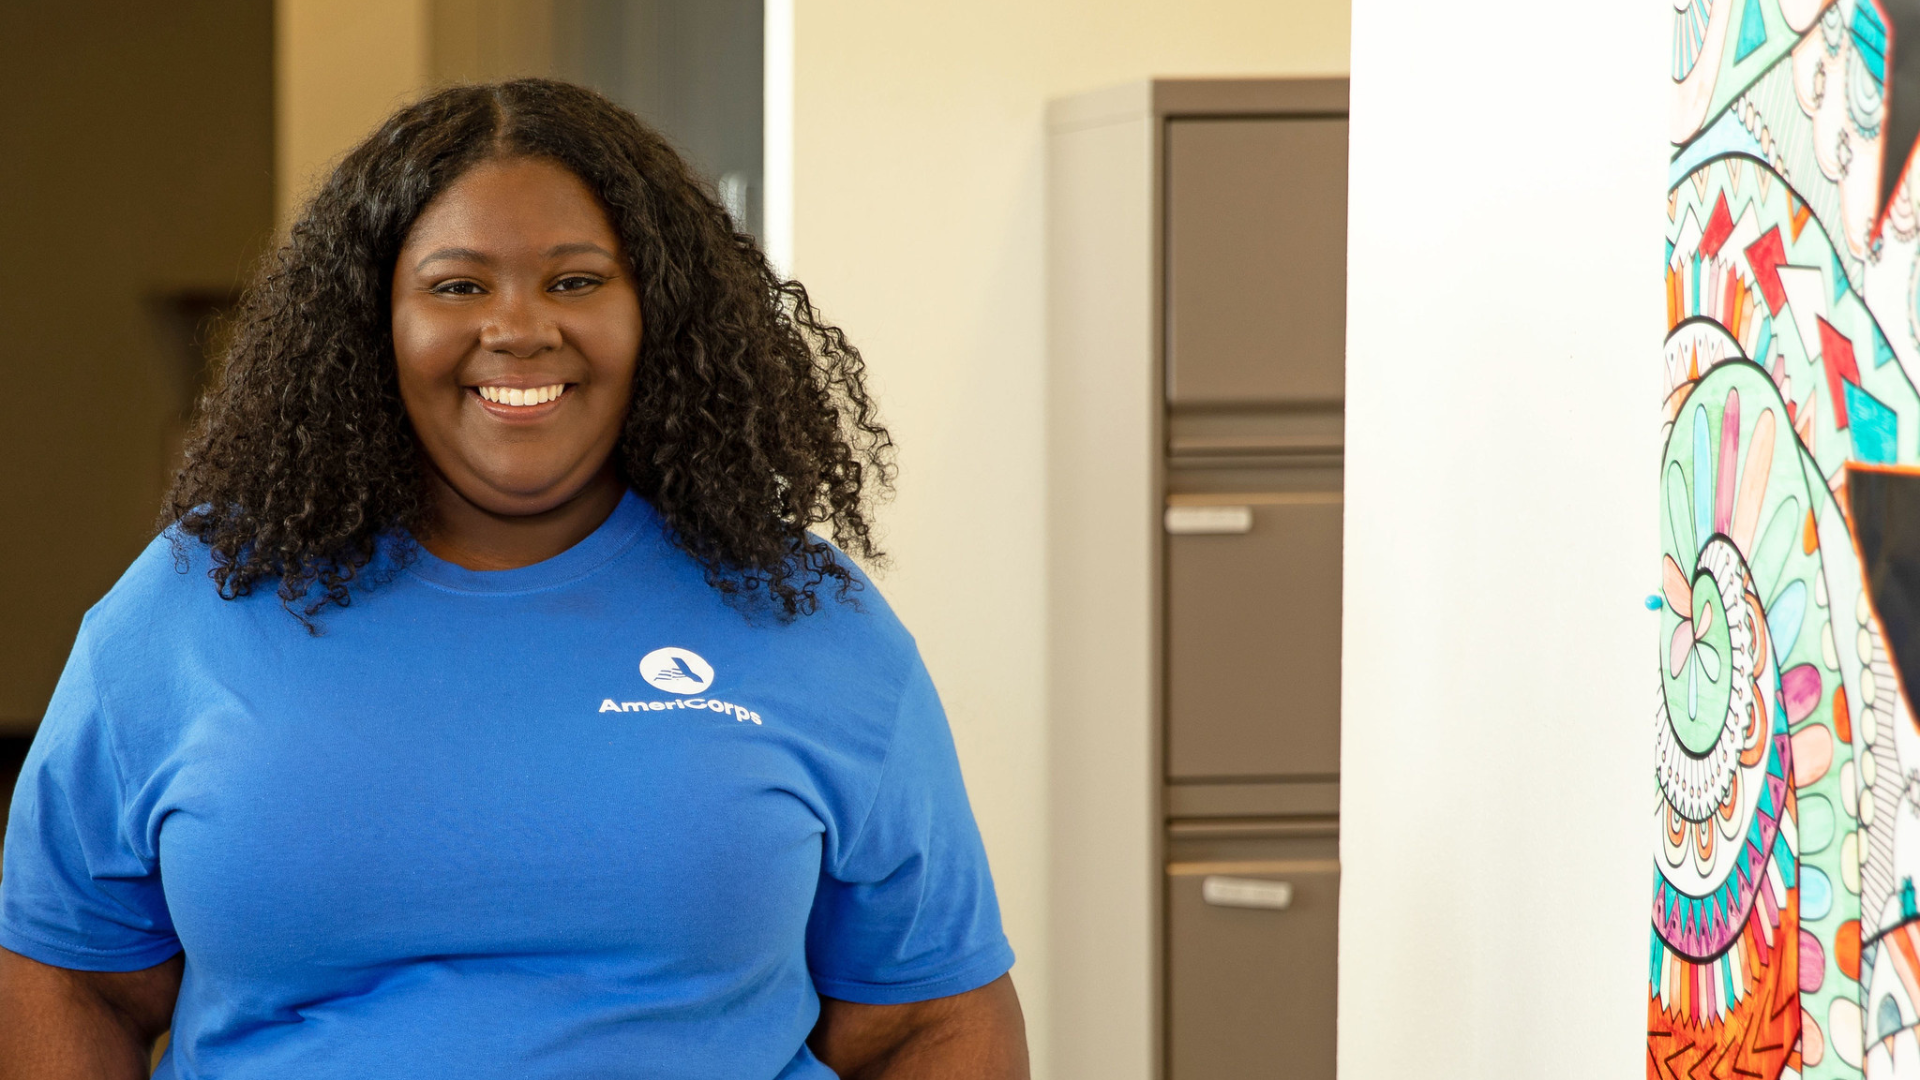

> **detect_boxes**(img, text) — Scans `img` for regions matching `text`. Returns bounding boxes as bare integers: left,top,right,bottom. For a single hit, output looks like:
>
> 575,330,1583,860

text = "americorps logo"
639,646,713,694
600,646,763,725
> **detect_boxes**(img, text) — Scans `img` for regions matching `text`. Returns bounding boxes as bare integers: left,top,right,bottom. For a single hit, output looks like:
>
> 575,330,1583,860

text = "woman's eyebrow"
413,246,488,271
545,241,617,259
412,242,614,271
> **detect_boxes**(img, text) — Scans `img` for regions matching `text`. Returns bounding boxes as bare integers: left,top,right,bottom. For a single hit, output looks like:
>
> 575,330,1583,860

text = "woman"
0,80,1025,1078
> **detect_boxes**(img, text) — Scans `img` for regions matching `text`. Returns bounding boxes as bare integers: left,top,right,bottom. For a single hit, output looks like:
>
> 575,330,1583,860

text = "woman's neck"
416,462,627,571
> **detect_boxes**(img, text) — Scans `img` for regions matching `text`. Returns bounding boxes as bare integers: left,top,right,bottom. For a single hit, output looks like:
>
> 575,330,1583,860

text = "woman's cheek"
575,294,642,385
394,310,472,388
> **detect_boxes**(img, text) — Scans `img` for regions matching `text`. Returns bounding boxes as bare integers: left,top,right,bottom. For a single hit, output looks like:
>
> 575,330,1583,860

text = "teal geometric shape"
1855,0,1889,86
1735,0,1768,63
1846,380,1900,462
1876,325,1897,368
1835,249,1851,302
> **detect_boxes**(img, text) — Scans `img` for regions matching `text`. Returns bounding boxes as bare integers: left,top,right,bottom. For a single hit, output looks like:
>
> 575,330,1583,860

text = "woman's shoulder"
39,532,251,754
759,538,916,658
78,528,278,652
86,528,194,615
93,528,228,612
634,519,914,657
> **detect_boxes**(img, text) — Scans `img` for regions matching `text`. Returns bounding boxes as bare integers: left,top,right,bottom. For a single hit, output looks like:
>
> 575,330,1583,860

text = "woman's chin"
442,470,613,519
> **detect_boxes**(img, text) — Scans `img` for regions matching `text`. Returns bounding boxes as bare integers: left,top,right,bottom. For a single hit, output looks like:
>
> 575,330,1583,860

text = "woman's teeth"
477,384,565,406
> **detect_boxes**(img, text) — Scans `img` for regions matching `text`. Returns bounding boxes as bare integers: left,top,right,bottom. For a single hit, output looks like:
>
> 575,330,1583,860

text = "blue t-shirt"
0,492,1013,1078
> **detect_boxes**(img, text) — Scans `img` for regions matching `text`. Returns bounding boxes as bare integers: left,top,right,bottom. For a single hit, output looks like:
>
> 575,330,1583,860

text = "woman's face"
391,156,641,517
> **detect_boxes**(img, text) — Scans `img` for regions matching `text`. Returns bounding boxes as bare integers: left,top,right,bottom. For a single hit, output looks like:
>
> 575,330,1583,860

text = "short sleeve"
0,629,180,971
804,659,1015,1004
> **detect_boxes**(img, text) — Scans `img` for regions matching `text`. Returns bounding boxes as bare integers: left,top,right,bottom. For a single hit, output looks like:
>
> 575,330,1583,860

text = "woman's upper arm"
810,973,1029,1080
0,946,181,1080
806,658,1015,1002
1,624,181,973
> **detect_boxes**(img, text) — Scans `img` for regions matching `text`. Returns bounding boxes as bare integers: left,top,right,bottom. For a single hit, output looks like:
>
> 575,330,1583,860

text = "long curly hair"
165,78,893,621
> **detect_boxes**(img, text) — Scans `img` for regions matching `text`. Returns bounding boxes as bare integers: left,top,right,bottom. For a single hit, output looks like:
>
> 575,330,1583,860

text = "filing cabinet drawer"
1165,497,1341,780
1167,857,1339,1078
1165,117,1348,406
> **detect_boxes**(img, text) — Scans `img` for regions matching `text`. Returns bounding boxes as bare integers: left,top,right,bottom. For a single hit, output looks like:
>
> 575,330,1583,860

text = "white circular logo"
639,647,714,694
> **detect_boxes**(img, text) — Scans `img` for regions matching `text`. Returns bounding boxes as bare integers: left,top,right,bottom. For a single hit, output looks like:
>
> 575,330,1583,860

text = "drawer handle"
1165,505,1252,535
1201,875,1293,910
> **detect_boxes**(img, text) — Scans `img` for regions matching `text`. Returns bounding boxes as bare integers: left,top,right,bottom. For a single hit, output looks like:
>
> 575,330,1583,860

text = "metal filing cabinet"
1166,827,1340,1078
1047,78,1347,1080
1166,496,1343,781
1165,116,1348,407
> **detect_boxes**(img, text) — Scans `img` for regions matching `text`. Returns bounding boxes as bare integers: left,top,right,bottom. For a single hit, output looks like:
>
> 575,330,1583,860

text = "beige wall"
786,4,1347,1073
0,3,274,732
275,0,430,224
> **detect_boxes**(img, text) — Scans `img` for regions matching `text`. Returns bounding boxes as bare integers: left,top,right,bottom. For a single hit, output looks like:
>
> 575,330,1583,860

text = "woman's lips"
476,383,565,406
468,383,571,420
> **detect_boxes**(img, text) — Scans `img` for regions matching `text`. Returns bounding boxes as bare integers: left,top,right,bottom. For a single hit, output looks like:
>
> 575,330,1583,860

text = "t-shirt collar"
402,488,654,594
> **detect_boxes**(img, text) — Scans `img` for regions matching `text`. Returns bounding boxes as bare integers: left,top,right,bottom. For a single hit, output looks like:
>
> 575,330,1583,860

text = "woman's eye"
552,275,602,292
432,280,484,296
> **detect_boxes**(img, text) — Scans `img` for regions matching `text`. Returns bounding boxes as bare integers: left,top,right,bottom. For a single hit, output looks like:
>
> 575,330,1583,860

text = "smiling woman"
391,157,644,570
168,78,890,620
0,79,1025,1080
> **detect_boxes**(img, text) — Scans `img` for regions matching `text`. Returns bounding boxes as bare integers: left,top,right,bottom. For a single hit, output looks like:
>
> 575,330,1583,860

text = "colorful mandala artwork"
1658,2,1920,1078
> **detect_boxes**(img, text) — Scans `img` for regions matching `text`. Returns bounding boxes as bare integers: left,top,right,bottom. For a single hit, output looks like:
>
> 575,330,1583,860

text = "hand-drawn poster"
1657,2,1920,1076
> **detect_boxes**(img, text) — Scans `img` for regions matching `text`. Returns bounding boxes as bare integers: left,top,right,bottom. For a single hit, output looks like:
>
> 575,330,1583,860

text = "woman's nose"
478,289,562,358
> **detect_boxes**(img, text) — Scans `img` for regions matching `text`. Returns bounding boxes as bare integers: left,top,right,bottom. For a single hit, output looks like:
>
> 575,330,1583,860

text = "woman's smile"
471,381,573,418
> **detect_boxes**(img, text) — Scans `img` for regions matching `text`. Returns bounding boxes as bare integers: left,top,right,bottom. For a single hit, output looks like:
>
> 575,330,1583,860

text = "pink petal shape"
1716,387,1740,535
1802,1008,1825,1067
1695,599,1714,639
1791,721,1833,787
1800,928,1826,992
1671,619,1695,678
1663,555,1693,614
1731,409,1775,552
1781,663,1824,725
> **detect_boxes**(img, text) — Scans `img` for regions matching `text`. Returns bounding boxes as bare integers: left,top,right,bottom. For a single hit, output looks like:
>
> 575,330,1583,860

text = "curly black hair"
164,78,894,621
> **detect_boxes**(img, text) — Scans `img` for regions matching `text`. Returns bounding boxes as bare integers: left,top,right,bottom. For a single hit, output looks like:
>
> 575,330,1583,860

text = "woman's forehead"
401,157,619,261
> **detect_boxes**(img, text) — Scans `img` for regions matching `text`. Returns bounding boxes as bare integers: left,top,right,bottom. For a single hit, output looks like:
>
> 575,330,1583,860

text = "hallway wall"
0,2,275,734
782,5,1348,1074
276,1,427,224
1339,0,1662,1075
275,1,764,231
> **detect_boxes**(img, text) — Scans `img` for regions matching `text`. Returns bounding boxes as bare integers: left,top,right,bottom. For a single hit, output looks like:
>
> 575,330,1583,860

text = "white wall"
784,4,1347,1072
1340,1,1663,1076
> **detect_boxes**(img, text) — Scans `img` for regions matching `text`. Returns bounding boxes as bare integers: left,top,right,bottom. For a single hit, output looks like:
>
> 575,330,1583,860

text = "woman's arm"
809,973,1028,1079
0,946,180,1080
